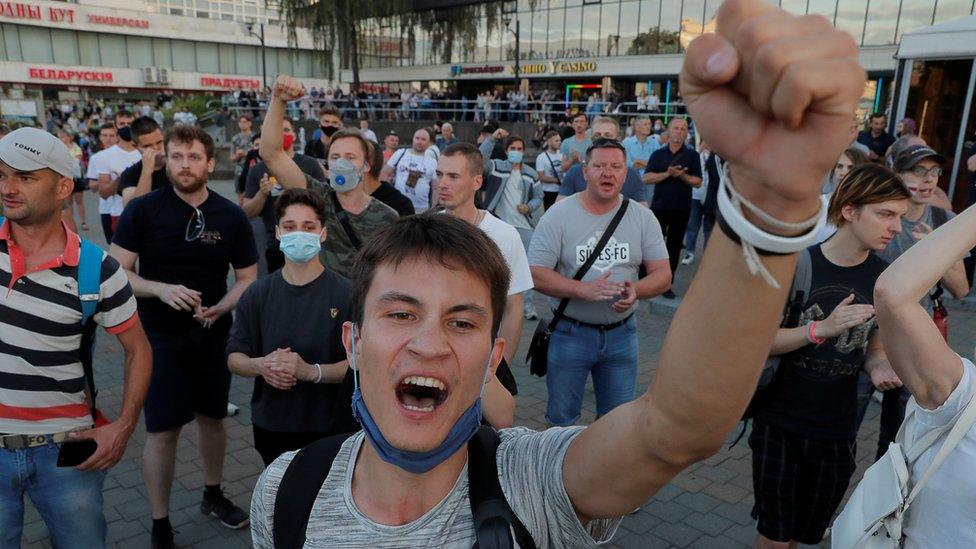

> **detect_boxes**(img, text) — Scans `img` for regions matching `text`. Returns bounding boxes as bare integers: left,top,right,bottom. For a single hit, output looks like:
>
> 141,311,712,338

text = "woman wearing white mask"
227,188,353,465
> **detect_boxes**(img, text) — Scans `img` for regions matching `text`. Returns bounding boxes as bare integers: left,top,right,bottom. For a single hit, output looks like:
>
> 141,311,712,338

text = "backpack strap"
783,248,813,328
930,206,950,228
77,238,103,420
468,426,536,549
273,433,354,549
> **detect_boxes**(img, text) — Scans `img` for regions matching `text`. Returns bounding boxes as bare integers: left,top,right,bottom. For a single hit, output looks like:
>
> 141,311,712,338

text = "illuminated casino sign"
511,61,598,76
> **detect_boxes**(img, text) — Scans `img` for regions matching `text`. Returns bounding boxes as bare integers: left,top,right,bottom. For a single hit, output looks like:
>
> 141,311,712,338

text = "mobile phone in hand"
57,439,98,467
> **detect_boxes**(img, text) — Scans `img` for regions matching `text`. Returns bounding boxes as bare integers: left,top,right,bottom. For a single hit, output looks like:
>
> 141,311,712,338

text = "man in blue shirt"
559,112,591,172
642,118,702,297
556,116,648,206
623,116,660,172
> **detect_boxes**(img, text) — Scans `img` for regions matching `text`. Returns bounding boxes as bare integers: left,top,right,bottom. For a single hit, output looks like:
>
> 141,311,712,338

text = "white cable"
717,160,828,288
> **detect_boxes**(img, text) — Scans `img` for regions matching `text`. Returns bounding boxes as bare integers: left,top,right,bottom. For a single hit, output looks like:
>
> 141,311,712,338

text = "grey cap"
893,145,946,173
0,127,75,178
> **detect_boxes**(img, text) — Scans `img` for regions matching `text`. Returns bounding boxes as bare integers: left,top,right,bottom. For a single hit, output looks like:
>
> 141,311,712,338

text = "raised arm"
258,75,309,189
561,0,866,520
874,204,976,408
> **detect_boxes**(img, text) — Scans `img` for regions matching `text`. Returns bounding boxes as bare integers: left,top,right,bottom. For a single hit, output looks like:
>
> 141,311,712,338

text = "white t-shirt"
86,149,111,215
479,211,534,295
96,145,142,216
361,129,378,143
387,149,438,212
903,356,976,548
535,150,563,194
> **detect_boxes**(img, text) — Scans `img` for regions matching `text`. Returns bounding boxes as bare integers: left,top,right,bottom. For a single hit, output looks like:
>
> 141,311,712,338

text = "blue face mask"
278,230,321,263
506,150,523,164
349,324,491,475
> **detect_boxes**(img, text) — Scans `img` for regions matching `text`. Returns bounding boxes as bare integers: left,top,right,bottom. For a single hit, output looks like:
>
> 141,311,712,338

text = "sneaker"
201,490,250,529
151,527,176,549
524,309,539,321
662,290,677,299
681,252,695,265
226,403,239,416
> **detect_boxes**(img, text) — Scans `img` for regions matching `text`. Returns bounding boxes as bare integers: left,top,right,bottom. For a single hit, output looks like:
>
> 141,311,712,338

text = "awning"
897,14,976,60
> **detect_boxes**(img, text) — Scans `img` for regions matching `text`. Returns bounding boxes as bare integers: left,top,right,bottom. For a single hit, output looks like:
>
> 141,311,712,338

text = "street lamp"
245,21,267,90
502,16,520,82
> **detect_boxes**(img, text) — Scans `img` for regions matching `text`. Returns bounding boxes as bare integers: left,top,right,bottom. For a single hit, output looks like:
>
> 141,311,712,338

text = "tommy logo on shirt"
576,233,630,272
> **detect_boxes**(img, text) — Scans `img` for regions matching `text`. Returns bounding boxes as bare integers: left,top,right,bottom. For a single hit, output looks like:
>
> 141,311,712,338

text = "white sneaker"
524,309,539,321
227,403,239,416
680,252,694,265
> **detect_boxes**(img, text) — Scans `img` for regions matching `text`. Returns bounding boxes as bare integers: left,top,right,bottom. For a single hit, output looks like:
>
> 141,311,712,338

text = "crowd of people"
3,1,976,548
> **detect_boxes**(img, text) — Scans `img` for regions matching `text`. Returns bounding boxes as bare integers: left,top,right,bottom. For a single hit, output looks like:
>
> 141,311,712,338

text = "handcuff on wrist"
715,159,828,288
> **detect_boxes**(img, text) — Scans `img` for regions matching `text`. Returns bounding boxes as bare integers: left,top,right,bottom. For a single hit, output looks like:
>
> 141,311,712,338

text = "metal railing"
211,97,687,123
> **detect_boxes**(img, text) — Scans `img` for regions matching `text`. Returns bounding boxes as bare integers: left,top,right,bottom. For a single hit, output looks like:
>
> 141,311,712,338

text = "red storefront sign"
28,67,114,83
0,2,149,27
87,14,149,28
200,77,261,90
0,2,42,20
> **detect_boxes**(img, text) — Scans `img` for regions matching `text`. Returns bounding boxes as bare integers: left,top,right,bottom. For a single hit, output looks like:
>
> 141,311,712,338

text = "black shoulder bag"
272,426,536,549
543,151,562,187
525,198,630,377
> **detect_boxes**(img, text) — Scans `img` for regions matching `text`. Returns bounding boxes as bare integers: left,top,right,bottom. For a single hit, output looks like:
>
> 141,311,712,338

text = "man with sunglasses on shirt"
111,125,259,549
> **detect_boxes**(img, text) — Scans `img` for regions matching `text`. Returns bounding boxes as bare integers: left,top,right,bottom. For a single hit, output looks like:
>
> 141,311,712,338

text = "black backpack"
272,426,536,549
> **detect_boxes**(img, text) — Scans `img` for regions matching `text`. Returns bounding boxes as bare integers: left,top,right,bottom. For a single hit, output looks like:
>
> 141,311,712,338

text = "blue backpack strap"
77,238,102,421
78,238,102,326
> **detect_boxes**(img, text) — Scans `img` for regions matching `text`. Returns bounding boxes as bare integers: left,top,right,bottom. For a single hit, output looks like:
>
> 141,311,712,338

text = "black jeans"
252,424,330,466
543,191,558,211
876,386,910,461
652,208,691,278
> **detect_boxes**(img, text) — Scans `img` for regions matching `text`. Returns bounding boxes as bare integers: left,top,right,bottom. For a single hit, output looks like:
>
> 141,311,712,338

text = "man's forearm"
530,266,581,300
116,323,152,431
212,275,256,315
642,171,669,185
633,265,670,299
133,168,154,200
242,192,268,218
123,269,165,299
681,174,702,188
228,352,261,377
98,174,118,199
498,294,524,364
770,325,809,355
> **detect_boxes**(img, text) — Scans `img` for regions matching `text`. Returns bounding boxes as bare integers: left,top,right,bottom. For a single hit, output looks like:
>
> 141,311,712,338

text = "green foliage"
163,94,218,118
625,27,682,56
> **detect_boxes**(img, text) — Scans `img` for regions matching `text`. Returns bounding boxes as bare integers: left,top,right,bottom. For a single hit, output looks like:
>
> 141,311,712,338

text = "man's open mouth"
396,376,448,413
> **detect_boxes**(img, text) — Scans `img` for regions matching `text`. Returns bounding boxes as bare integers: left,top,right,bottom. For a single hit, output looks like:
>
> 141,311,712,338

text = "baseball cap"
0,127,74,178
893,145,946,173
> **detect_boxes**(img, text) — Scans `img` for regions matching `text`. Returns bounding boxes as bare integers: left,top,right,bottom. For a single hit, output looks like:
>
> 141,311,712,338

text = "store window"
78,33,100,66
99,34,127,68
657,0,681,53
1,24,21,62
219,43,236,74
127,36,154,68
196,42,219,73
618,1,640,55
903,59,974,204
530,7,548,60
19,26,54,64
600,1,620,57
235,44,258,75
51,29,80,66
172,40,196,71
153,38,173,68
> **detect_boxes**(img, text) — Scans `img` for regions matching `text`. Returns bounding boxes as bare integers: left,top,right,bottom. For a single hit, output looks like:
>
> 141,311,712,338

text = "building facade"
0,0,330,118
342,0,976,110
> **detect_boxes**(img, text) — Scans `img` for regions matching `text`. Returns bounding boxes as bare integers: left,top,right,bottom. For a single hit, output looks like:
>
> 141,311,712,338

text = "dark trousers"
876,386,909,461
652,208,691,277
252,424,329,466
265,245,285,274
543,191,558,211
100,213,115,244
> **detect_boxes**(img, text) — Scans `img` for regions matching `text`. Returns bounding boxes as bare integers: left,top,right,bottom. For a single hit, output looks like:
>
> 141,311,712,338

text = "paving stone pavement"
20,183,976,548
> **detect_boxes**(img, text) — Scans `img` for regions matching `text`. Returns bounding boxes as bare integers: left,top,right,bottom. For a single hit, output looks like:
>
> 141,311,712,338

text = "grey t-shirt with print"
250,426,620,548
528,194,668,325
877,205,955,310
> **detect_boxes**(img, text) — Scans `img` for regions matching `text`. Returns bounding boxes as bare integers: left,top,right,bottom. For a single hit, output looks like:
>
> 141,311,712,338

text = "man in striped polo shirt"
0,127,152,548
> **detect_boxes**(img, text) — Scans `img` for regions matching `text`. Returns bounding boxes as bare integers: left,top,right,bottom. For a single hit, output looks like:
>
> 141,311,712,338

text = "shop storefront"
894,15,976,209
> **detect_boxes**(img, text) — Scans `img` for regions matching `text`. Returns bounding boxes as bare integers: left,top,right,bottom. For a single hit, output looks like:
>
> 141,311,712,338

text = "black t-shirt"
645,144,702,211
226,269,351,434
304,138,329,160
756,245,889,440
117,160,169,196
113,185,259,333
244,155,326,245
856,130,896,159
371,181,415,217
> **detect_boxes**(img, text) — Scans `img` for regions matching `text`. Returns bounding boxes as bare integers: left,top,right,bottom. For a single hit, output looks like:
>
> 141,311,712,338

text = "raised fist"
273,75,306,102
680,0,865,222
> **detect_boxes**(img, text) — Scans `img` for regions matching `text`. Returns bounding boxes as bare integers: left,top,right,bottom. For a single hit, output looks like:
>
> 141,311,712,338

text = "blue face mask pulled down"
506,150,523,164
278,230,321,263
349,324,491,475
